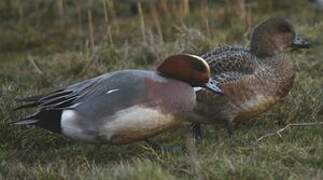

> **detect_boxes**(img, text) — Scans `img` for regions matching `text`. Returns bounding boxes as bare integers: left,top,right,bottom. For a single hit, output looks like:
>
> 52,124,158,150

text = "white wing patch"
106,88,119,94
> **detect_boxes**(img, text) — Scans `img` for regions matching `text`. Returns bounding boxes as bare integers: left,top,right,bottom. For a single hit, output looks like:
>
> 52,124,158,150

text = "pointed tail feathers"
11,110,62,133
10,112,40,126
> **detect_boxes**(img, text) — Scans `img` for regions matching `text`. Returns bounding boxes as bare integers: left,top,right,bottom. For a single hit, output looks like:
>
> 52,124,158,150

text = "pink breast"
143,78,195,114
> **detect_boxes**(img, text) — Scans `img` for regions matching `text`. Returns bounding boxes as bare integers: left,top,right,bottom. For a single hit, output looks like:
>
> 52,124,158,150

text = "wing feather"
201,46,258,87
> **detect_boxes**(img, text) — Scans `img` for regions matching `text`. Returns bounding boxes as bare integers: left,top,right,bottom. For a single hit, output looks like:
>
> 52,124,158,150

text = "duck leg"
191,118,234,141
224,118,234,137
145,139,163,151
191,122,204,140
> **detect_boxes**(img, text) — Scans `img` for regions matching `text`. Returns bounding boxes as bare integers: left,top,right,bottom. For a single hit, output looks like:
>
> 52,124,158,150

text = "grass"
1,0,323,179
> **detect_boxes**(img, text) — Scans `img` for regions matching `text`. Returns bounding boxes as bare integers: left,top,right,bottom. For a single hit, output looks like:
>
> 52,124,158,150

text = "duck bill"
292,35,310,49
203,79,223,95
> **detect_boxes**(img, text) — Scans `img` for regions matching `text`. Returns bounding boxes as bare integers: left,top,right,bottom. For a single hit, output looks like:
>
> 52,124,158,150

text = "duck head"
158,54,222,94
250,17,310,58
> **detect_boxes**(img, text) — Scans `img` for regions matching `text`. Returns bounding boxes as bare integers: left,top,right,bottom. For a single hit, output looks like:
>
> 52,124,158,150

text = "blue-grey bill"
205,79,223,95
292,35,310,49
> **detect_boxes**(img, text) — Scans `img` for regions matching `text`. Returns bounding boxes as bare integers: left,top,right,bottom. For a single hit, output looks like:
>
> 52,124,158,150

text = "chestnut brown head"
158,54,222,94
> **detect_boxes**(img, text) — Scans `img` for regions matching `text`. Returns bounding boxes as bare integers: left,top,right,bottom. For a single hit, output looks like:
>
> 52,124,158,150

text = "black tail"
12,110,63,133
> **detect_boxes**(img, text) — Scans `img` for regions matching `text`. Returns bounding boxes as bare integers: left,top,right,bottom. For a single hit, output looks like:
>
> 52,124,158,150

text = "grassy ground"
1,0,323,179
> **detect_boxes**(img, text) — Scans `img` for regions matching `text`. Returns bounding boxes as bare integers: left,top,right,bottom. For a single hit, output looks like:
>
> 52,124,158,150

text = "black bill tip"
204,79,223,95
292,35,311,49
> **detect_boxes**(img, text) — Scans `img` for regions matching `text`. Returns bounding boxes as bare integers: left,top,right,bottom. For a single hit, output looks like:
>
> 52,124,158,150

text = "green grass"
1,0,323,179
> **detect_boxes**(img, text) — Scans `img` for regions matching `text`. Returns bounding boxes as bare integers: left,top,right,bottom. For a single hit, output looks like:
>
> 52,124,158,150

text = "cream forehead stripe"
184,54,210,73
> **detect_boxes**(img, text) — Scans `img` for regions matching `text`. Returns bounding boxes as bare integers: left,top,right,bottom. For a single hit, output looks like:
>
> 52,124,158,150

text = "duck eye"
277,23,293,33
192,60,207,72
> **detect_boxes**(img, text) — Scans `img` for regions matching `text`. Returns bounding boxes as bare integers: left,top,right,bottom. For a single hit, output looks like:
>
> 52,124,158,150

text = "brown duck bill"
292,35,311,49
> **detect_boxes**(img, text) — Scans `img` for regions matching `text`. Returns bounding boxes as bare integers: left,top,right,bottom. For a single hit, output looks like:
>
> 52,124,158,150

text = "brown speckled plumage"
196,53,295,125
194,17,308,129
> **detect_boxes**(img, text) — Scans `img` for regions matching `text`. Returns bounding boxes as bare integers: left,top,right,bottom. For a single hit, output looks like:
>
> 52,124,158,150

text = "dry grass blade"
88,10,95,50
137,2,146,43
27,56,43,75
79,47,100,75
254,122,323,144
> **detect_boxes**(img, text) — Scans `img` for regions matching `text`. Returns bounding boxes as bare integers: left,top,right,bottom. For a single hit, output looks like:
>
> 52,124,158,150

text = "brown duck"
192,17,310,137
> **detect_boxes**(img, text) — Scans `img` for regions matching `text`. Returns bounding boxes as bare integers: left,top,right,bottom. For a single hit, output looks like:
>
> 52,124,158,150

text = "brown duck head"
158,54,222,94
250,17,310,58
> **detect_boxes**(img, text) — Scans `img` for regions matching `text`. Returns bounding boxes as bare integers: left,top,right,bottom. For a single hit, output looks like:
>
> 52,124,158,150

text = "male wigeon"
192,17,310,138
14,54,222,144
